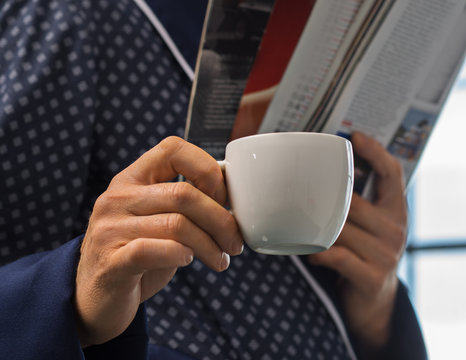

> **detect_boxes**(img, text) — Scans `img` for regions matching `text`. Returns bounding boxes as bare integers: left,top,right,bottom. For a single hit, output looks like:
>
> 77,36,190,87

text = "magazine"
185,0,466,197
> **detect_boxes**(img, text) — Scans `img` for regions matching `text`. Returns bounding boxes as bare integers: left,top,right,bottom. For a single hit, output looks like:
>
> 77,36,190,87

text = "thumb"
351,132,405,213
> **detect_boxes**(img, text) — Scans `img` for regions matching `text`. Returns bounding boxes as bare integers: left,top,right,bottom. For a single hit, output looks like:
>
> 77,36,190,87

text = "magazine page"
320,0,466,194
305,0,394,133
229,0,317,140
185,0,276,160
185,0,466,198
256,0,381,135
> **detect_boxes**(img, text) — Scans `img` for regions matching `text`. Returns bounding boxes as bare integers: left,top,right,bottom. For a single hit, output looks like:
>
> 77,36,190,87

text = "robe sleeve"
358,282,428,360
0,236,148,360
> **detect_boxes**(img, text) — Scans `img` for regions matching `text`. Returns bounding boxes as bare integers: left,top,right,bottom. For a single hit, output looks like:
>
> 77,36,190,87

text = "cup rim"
228,132,349,146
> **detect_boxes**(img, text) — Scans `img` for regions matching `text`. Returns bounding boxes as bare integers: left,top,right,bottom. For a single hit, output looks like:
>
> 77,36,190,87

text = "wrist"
351,284,398,356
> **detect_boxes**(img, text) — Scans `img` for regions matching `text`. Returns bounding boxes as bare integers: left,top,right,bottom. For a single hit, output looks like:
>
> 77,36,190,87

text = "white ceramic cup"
218,132,354,255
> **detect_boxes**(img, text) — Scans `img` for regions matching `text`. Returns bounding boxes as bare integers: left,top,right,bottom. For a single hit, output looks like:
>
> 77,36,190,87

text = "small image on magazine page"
230,0,316,140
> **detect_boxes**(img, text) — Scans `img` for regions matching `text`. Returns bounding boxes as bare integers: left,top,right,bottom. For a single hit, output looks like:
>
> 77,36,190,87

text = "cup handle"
217,160,233,214
217,160,226,172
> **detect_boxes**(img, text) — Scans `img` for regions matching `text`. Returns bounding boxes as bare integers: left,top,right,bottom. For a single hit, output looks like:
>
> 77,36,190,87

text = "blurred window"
402,59,466,360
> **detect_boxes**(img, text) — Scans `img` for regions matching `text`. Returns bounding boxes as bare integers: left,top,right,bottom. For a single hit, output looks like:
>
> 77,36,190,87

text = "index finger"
116,136,226,203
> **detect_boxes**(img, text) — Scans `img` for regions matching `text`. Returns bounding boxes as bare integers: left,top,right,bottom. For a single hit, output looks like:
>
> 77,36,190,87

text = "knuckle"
329,248,350,269
164,213,186,236
158,136,185,156
205,160,223,181
378,243,400,270
366,271,384,294
206,160,223,179
162,136,184,146
91,218,119,240
377,222,406,266
391,156,403,174
128,238,149,265
93,190,127,215
393,223,407,244
108,171,125,186
390,158,404,180
386,250,400,269
92,192,112,214
166,182,197,208
218,210,237,231
388,222,407,251
191,160,225,202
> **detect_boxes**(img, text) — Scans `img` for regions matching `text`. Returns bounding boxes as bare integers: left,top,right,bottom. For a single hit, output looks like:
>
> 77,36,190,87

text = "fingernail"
185,254,194,266
235,242,244,255
220,252,230,271
230,240,244,256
